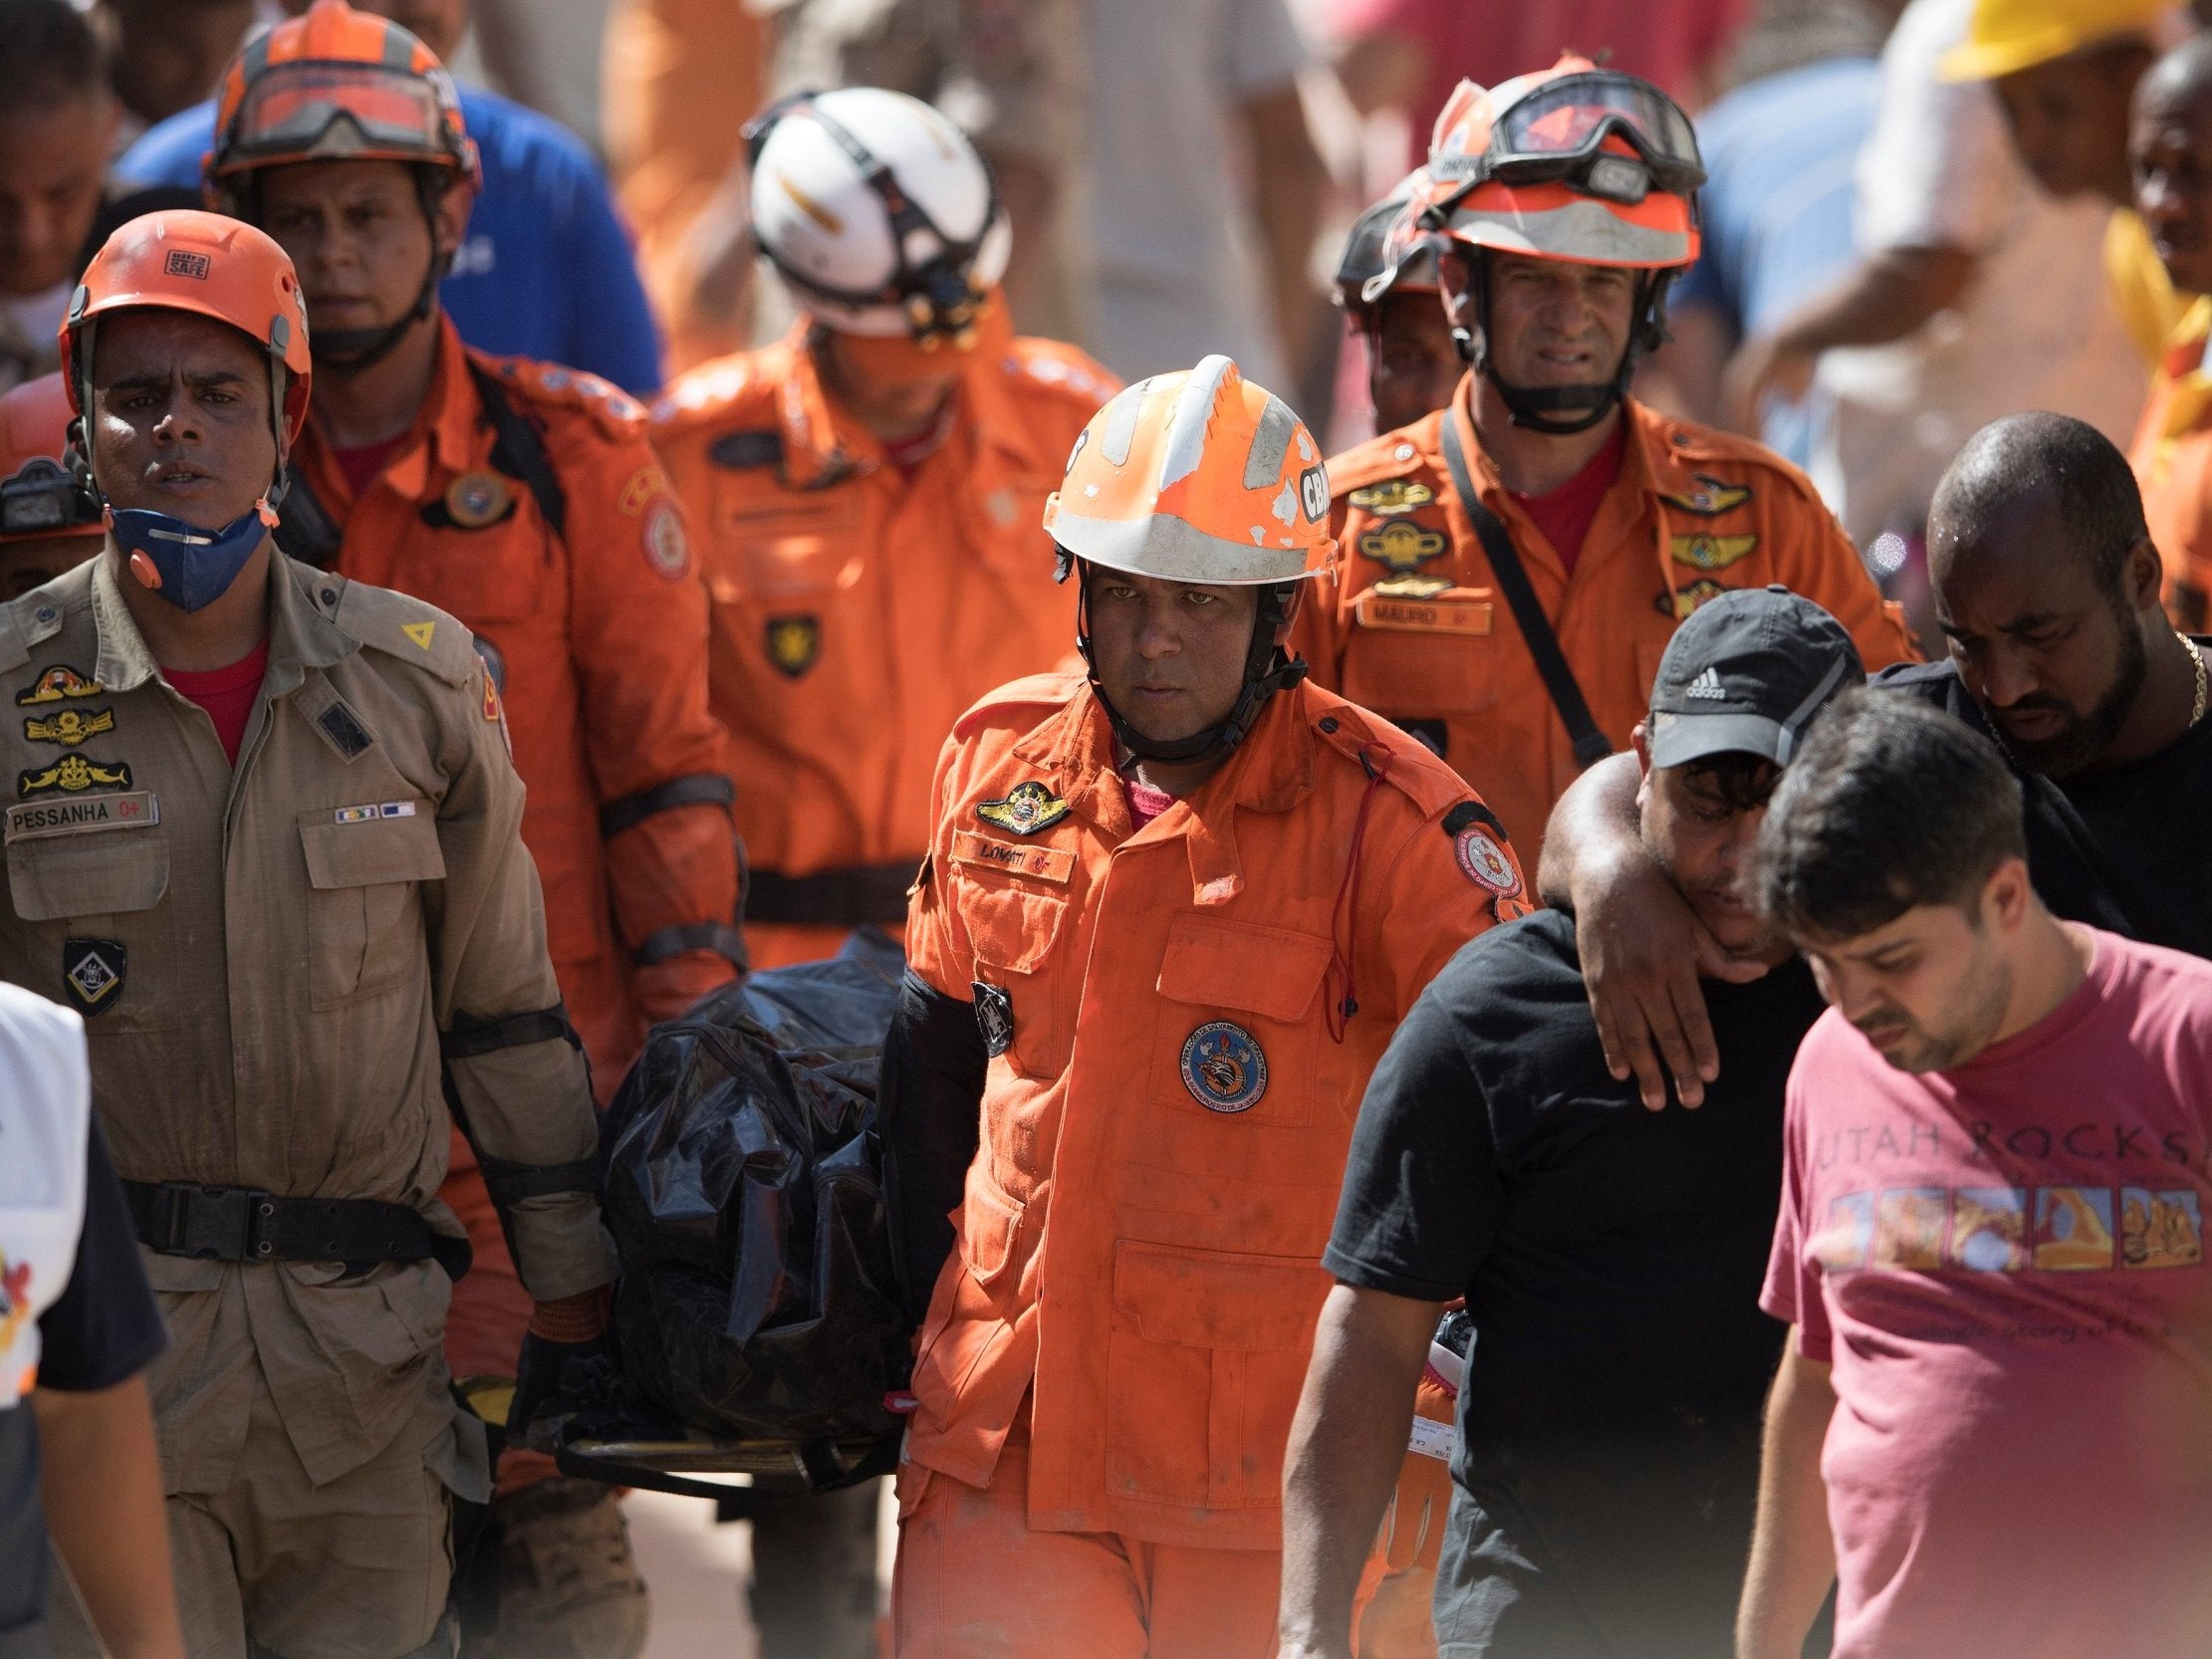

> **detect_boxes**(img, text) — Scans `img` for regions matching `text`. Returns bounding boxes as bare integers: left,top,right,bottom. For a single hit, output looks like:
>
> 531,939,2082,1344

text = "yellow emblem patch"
24,707,115,747
401,620,437,650
1669,533,1758,574
1661,475,1754,517
18,755,130,799
975,781,1069,836
617,462,673,517
443,471,513,530
1357,518,1448,576
15,665,103,707
1348,478,1435,515
765,615,820,677
1659,579,1733,620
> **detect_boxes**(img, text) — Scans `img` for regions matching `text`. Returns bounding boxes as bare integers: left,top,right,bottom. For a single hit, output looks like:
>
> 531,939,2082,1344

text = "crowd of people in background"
7,2,2212,1659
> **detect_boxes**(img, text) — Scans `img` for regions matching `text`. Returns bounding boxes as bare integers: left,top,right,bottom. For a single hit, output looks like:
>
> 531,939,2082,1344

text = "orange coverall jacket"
900,671,1528,1550
287,319,739,1410
652,322,1118,968
1296,384,1915,849
2130,296,2212,628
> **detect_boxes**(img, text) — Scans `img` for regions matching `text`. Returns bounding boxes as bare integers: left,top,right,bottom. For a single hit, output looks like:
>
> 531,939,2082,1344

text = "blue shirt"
121,86,664,395
1672,57,1881,466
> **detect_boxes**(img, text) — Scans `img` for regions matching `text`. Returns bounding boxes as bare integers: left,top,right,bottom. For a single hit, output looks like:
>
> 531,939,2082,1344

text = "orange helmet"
1044,356,1330,759
1424,59,1702,271
0,375,100,545
205,0,480,207
1044,355,1335,588
64,209,313,460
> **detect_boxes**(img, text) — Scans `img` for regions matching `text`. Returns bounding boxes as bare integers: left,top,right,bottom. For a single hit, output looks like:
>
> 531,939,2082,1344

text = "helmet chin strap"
1062,556,1308,765
1457,257,1672,436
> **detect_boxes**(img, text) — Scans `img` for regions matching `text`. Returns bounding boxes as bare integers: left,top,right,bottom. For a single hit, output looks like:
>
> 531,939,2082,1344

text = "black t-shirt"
1876,659,2212,959
0,1121,167,1648
1326,908,1826,1659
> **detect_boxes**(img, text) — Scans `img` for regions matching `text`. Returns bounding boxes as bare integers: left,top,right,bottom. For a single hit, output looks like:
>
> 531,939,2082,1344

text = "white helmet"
746,87,1012,343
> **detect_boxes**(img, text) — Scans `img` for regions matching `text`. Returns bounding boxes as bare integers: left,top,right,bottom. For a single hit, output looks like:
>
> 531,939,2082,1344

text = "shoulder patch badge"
316,701,373,761
24,707,114,747
15,665,102,706
766,614,820,677
972,982,1014,1058
1658,579,1732,620
1661,475,1754,517
18,756,129,799
1356,519,1448,577
1348,478,1434,515
1669,532,1758,574
975,780,1069,835
62,938,124,1016
1180,1021,1269,1113
401,620,437,650
617,462,673,517
444,472,513,530
1452,824,1522,897
643,503,690,581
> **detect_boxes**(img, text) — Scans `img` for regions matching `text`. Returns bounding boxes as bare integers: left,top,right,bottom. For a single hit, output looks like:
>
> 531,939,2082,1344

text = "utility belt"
122,1179,472,1280
745,860,919,928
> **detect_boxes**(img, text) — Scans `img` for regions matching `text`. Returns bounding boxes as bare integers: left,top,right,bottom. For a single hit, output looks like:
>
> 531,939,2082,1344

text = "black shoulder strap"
273,463,346,570
464,358,569,543
1439,414,1611,770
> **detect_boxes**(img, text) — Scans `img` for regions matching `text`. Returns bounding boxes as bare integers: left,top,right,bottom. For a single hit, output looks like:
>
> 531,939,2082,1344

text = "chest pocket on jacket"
1340,594,1498,717
406,502,554,626
959,470,1062,579
952,873,1072,1081
6,826,178,1032
1151,913,1333,1127
298,805,444,1010
722,491,866,602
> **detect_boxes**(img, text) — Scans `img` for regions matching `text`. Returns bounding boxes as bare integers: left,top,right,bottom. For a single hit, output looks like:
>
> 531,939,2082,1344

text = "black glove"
507,1330,617,1452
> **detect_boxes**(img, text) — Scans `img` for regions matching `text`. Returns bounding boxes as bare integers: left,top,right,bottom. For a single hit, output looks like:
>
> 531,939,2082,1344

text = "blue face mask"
109,501,275,613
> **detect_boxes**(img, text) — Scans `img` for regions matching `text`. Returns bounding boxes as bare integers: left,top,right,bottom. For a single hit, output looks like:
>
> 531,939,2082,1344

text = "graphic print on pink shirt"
1762,929,2212,1659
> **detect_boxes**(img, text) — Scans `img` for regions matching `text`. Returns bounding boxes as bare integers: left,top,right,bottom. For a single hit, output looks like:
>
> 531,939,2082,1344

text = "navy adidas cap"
1646,587,1862,770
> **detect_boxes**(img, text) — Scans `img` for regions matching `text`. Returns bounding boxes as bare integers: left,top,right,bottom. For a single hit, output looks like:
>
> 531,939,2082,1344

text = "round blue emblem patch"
1180,1021,1268,1113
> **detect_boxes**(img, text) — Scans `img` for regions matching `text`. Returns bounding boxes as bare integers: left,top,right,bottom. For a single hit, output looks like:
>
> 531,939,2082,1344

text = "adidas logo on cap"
1685,666,1727,701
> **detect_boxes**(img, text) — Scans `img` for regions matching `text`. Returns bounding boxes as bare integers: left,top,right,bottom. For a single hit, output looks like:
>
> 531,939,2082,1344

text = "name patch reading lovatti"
5,791,158,842
950,830,1075,885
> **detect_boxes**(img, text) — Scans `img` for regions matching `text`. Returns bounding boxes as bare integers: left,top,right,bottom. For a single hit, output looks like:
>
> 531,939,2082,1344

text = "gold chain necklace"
2184,631,2207,729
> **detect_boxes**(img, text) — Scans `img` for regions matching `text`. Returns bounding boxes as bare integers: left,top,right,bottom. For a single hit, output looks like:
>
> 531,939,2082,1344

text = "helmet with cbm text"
61,210,313,610
1420,57,1703,433
1043,355,1333,761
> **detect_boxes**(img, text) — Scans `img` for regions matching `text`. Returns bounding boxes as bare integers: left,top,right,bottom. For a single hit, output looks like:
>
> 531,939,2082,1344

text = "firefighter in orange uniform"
652,87,1118,971
1299,61,1914,852
881,356,1529,1659
0,373,104,599
203,7,740,1651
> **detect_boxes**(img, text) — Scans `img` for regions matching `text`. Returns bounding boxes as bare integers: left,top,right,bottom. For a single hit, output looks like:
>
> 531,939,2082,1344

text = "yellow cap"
1939,0,2174,82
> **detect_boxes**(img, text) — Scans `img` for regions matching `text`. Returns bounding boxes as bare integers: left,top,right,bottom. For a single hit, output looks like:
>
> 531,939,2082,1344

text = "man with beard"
1541,410,2212,1109
1735,690,2212,1659
1278,590,1855,1659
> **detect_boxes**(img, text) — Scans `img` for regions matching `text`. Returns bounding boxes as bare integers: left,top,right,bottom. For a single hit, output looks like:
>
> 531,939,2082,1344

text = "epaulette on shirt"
1644,413,1828,519
0,578,74,678
1002,339,1121,412
1305,692,1476,824
952,670,1090,742
326,576,480,688
488,356,646,442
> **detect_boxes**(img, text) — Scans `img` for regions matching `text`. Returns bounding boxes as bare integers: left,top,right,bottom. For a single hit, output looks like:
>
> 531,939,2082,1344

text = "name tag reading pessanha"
4,791,159,843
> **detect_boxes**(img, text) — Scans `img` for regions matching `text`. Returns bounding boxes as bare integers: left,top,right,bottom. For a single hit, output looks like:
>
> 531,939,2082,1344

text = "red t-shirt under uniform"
165,641,269,766
1763,928,2212,1658
1511,418,1625,577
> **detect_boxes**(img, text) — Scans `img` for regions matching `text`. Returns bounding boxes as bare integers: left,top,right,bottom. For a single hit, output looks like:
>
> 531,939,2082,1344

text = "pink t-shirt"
1762,929,2212,1658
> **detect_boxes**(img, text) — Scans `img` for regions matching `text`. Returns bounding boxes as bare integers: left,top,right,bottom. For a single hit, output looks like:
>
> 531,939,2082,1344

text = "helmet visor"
223,63,455,169
1480,72,1704,198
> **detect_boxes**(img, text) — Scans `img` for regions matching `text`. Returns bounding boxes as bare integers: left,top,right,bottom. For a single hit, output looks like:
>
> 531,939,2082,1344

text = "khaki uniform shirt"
0,553,614,1496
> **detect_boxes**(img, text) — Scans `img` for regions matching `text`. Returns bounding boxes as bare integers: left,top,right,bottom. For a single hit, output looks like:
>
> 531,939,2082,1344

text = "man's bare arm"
1724,246,1978,434
1239,84,1331,387
1736,1341,1839,1659
1280,1284,1444,1659
1538,753,1758,1108
34,1375,186,1659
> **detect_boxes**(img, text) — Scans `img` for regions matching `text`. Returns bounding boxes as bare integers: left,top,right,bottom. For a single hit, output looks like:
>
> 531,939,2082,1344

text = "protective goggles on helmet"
217,61,468,173
1435,71,1704,208
0,457,99,540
